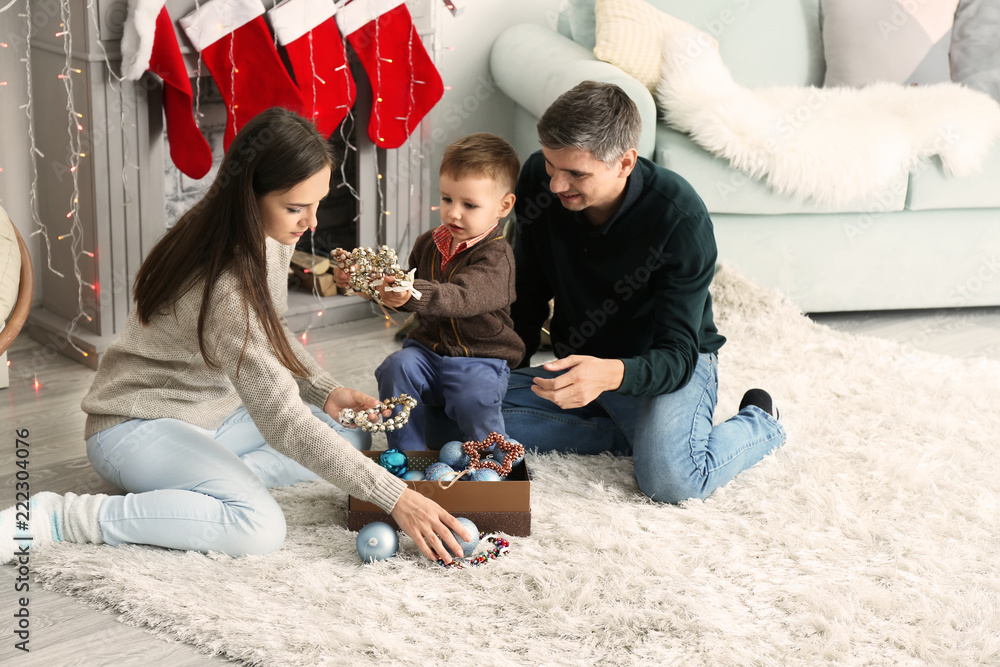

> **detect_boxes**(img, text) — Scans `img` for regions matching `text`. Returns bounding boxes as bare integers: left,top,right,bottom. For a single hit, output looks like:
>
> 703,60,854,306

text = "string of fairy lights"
5,0,457,370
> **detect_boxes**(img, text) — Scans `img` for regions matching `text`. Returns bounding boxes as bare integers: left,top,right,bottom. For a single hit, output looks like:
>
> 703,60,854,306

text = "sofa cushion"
586,0,823,88
654,125,908,215
593,0,676,90
950,0,1000,103
564,0,599,50
907,139,1000,210
822,0,959,88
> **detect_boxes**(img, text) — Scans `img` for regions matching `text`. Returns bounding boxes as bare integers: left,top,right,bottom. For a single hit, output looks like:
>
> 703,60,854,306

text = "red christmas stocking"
337,0,444,149
120,1,213,179
179,0,304,150
268,0,356,139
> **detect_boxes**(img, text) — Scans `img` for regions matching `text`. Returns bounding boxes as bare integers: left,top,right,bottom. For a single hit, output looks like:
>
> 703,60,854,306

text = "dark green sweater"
511,152,725,397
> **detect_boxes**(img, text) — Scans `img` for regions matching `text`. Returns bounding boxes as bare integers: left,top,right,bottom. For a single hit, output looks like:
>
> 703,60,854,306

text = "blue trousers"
500,353,786,503
85,404,369,556
375,339,510,450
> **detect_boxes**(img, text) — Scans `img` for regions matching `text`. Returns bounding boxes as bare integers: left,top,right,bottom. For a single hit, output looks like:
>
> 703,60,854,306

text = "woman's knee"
201,498,288,557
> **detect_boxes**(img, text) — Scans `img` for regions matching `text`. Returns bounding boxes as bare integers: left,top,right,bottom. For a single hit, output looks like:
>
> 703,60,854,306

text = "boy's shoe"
0,491,107,564
739,388,780,421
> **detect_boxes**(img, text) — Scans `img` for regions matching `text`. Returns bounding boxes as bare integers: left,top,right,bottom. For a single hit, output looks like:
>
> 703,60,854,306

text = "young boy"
338,133,525,450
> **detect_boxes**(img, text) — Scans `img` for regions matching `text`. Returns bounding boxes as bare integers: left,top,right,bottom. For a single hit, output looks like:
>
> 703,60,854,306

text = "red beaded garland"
438,534,510,569
461,432,525,477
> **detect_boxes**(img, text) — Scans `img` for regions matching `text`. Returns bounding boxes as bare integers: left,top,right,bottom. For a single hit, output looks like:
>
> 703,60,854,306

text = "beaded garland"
461,432,526,478
331,245,421,305
437,533,511,569
338,394,418,433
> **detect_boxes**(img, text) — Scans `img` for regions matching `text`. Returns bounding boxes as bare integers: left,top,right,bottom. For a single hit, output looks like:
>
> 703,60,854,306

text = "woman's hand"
323,387,391,426
390,488,473,564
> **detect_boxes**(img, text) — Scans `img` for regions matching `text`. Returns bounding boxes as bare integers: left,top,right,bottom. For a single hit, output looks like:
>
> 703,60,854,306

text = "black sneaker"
739,388,780,421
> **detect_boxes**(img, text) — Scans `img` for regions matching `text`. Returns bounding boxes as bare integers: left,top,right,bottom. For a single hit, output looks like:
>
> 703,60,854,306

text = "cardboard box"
348,451,531,536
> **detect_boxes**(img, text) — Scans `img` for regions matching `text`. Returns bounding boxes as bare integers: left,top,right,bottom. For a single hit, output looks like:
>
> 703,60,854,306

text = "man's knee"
635,469,709,505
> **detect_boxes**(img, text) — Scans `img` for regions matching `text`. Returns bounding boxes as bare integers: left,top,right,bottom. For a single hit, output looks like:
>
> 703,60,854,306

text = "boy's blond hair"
440,133,520,195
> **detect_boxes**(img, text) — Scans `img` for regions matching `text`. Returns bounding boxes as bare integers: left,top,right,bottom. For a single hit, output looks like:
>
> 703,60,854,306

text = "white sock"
1,491,107,564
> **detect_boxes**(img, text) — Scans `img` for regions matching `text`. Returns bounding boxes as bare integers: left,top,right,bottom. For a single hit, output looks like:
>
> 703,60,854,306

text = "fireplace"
25,0,438,368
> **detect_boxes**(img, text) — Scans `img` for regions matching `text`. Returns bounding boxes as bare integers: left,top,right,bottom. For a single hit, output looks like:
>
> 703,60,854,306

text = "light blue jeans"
501,353,786,503
85,404,369,556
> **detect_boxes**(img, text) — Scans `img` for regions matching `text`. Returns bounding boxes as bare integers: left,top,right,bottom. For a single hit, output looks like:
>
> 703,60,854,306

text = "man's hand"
323,387,391,426
531,355,625,409
376,274,412,309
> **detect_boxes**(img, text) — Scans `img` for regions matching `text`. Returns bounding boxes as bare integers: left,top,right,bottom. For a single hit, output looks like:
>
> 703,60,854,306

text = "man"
502,81,785,503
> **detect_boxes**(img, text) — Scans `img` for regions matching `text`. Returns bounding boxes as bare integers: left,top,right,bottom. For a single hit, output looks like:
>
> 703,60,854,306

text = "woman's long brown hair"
133,108,334,377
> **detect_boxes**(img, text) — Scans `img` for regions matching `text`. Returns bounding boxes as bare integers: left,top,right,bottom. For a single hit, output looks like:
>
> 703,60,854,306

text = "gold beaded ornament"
462,432,526,478
331,246,422,305
338,394,418,433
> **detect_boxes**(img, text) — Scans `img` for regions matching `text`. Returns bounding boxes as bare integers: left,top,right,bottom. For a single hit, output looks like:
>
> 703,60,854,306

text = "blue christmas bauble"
438,441,470,469
356,521,398,562
491,438,524,469
450,517,480,557
401,470,425,481
470,468,502,482
378,449,408,477
423,462,456,482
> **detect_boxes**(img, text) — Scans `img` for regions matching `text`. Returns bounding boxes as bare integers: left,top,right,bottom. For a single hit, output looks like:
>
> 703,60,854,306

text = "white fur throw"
653,17,1000,207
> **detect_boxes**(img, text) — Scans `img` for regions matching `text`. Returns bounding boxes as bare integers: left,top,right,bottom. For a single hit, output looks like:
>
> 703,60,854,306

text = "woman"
2,108,469,564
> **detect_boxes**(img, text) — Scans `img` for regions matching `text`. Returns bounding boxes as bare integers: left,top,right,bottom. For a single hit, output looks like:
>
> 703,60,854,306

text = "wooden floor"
1,303,999,665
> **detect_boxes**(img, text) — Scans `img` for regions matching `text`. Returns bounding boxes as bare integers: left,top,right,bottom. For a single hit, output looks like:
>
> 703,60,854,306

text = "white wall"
0,9,41,302
0,0,566,307
427,0,563,204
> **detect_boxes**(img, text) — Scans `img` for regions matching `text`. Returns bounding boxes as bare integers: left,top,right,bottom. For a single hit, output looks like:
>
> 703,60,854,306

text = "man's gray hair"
536,81,642,165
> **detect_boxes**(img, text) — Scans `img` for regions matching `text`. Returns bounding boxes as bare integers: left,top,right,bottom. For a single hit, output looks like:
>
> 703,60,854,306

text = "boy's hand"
377,274,412,308
531,356,625,409
333,266,353,290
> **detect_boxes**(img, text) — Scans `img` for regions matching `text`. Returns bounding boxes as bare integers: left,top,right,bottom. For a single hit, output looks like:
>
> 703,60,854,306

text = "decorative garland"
437,534,510,569
462,432,526,478
331,245,421,305
338,393,417,433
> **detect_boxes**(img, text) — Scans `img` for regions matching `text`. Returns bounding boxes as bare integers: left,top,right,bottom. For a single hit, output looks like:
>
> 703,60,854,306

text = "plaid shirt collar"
432,223,498,271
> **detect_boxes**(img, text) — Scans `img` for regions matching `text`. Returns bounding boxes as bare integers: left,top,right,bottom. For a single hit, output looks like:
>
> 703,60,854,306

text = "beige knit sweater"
82,238,406,513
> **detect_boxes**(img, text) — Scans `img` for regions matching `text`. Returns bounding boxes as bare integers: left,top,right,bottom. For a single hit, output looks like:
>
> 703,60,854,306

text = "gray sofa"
490,0,1000,313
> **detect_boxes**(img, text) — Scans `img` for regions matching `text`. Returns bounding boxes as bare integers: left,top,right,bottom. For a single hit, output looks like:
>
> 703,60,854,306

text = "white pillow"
0,204,22,323
593,0,679,90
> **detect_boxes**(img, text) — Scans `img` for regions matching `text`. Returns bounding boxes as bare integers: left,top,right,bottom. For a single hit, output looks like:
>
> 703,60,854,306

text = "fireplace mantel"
26,0,437,368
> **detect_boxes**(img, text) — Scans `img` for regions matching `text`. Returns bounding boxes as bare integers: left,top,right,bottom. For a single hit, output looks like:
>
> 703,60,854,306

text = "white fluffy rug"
29,267,1000,666
653,16,1000,207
